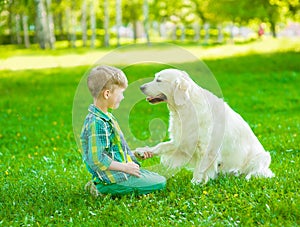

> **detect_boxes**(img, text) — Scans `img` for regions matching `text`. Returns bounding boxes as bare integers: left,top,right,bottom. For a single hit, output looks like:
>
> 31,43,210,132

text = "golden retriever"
134,69,274,184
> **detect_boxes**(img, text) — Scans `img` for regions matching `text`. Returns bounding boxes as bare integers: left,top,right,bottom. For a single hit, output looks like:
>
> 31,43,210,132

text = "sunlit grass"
1,37,299,70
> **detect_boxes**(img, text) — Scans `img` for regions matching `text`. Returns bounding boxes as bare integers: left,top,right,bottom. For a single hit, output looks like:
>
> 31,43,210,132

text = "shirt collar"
88,104,111,122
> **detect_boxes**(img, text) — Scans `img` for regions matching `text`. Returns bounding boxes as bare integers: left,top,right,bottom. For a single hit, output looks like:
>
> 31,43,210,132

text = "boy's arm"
108,161,141,177
87,119,141,177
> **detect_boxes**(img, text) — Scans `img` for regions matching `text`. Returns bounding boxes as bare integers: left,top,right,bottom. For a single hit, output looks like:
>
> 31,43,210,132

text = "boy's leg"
96,169,166,195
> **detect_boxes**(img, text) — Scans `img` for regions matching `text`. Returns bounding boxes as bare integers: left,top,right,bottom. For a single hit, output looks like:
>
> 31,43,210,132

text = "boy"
80,65,166,196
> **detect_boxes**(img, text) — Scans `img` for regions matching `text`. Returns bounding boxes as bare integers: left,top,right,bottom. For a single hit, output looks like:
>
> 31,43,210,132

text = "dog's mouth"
146,94,167,104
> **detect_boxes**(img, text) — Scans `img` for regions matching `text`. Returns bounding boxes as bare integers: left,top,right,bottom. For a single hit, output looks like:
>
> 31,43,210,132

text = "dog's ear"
174,77,190,106
181,70,190,79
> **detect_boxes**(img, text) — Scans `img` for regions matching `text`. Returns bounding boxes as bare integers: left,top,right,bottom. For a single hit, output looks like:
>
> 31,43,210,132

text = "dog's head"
140,69,191,106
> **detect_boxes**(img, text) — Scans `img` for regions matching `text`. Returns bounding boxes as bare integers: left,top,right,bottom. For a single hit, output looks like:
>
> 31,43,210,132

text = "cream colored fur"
134,69,274,184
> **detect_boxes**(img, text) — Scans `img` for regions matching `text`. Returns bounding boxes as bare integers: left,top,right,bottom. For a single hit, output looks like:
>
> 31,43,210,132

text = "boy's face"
107,87,125,109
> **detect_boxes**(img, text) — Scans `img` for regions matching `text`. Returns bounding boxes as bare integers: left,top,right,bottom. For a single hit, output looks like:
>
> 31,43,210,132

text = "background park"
1,0,300,226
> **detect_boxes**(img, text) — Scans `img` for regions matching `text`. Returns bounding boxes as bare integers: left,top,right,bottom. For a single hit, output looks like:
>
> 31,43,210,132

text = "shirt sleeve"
124,142,140,166
87,119,113,171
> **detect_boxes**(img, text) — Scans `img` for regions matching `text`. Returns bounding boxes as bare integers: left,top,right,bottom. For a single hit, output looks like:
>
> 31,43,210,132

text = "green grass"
1,42,300,226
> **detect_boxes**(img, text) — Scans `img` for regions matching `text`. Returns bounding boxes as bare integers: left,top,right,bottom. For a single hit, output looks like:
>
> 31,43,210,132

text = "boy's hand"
123,162,141,177
142,151,154,159
134,146,153,159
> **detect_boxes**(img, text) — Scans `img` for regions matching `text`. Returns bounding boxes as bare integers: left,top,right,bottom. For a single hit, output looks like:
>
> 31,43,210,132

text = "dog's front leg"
134,141,176,158
192,154,219,185
192,163,209,185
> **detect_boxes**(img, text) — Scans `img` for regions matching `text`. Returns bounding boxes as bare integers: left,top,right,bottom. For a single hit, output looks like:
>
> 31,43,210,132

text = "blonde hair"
87,65,128,98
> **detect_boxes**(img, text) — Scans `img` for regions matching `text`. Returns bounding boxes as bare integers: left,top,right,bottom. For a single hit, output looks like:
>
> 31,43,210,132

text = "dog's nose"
140,84,146,92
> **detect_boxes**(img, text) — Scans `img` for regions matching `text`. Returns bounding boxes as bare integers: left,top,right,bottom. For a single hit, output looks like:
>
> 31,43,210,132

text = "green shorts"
95,169,166,195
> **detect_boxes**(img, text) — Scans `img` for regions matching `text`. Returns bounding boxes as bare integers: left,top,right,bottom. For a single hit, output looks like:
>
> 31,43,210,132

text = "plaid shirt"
80,104,140,184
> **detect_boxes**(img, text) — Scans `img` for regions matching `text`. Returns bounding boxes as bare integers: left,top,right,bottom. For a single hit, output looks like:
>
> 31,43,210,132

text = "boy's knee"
143,171,167,190
154,175,167,188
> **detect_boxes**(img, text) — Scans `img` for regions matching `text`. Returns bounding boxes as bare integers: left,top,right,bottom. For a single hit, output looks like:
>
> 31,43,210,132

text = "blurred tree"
2,0,33,47
103,0,109,47
208,0,285,38
0,0,299,47
70,1,78,48
271,0,300,29
90,0,96,48
81,0,87,47
260,0,281,37
35,0,48,49
150,0,168,39
22,14,30,48
116,0,122,46
151,0,195,41
18,0,33,48
285,0,300,18
123,0,143,43
143,0,150,44
191,0,210,43
46,0,55,48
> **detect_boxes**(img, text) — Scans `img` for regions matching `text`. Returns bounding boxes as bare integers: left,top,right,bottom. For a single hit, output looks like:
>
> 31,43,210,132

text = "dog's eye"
156,78,162,82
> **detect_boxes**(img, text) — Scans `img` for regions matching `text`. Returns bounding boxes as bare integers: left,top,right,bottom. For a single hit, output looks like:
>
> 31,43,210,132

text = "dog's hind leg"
244,152,275,180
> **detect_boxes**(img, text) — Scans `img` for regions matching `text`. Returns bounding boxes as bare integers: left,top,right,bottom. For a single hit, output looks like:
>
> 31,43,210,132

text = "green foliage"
0,44,300,226
1,0,300,46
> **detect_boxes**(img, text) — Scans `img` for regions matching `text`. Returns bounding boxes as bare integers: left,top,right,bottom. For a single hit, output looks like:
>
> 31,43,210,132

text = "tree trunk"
270,20,277,38
180,24,185,42
143,0,150,44
229,22,235,44
8,1,14,44
15,14,22,45
159,21,167,39
133,21,138,43
46,0,55,49
130,5,138,43
90,1,96,48
217,24,223,43
193,22,200,42
70,4,76,48
22,14,30,48
54,0,63,40
171,24,176,41
204,22,210,44
65,8,71,47
116,0,122,47
81,0,87,47
104,0,110,47
35,0,48,49
57,12,64,40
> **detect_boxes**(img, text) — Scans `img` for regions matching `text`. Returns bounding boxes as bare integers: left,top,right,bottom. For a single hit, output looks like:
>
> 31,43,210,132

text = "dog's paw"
191,178,202,185
191,176,208,185
192,170,216,185
245,168,275,180
133,146,149,158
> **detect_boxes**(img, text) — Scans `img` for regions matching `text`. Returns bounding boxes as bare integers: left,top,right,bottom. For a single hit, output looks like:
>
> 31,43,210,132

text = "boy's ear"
103,89,111,99
98,90,110,99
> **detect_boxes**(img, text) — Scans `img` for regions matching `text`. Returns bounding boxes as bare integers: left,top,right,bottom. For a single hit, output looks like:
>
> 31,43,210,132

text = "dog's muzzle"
140,85,167,104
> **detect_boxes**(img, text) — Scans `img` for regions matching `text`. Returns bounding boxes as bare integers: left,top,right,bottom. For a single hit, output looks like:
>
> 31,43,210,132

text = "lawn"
0,40,299,226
